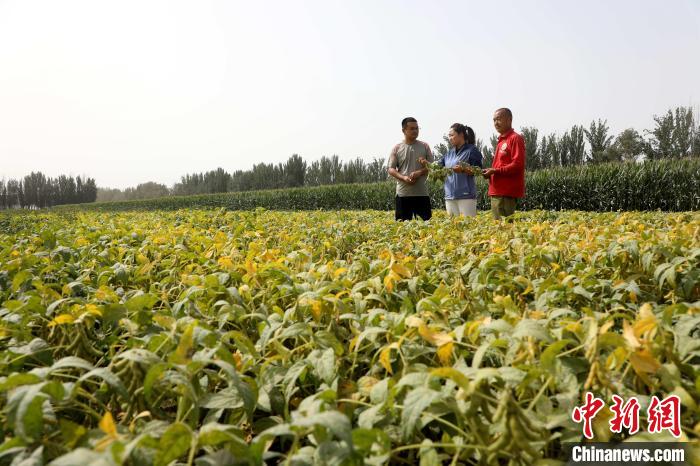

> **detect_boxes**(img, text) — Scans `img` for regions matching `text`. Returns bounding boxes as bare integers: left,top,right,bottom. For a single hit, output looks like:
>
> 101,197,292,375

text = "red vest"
488,129,526,198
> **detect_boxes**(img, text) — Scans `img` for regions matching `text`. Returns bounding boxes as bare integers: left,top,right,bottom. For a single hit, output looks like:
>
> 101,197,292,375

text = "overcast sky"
1,0,699,189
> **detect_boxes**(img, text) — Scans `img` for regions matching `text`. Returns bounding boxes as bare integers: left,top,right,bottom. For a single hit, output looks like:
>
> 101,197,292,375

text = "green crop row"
52,158,700,213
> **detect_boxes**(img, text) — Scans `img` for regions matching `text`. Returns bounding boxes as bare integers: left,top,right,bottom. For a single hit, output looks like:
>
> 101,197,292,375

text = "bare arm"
388,148,416,184
409,167,429,179
409,145,432,179
389,167,413,183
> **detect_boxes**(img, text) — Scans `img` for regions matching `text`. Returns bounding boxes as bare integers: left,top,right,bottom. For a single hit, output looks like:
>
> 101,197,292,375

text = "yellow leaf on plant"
599,320,614,334
95,286,118,302
262,249,278,261
214,231,227,245
136,262,153,275
245,259,257,275
606,346,628,370
466,317,489,342
153,235,168,245
233,351,243,371
48,314,74,326
622,320,641,350
383,271,398,292
633,303,657,338
310,300,323,321
218,256,234,269
85,304,102,317
418,324,453,347
391,262,411,278
629,349,661,374
99,412,118,438
564,321,581,333
437,342,453,365
379,343,398,374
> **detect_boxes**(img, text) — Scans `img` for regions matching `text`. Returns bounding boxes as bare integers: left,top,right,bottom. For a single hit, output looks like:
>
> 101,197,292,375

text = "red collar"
498,129,514,140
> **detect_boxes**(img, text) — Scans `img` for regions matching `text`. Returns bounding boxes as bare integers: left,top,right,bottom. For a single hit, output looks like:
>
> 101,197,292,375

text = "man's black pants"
395,195,432,221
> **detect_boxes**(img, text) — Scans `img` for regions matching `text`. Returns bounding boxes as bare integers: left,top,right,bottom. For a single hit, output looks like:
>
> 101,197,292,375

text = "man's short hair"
495,108,513,119
402,117,418,129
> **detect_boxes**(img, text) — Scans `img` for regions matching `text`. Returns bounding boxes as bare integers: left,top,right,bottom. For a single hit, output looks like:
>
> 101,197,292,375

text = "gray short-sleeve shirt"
387,140,434,197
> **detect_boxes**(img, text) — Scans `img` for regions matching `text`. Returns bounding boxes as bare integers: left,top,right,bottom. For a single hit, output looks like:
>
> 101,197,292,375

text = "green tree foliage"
123,182,171,200
520,127,540,170
366,157,387,183
284,154,307,187
692,121,700,157
475,139,492,166
4,179,22,208
563,125,587,166
584,119,614,163
478,135,498,167
646,106,698,159
608,128,644,162
433,134,451,158
0,173,96,209
96,188,127,203
539,133,557,168
555,134,570,167
173,154,387,194
648,110,675,159
671,106,694,158
173,168,232,196
339,157,365,184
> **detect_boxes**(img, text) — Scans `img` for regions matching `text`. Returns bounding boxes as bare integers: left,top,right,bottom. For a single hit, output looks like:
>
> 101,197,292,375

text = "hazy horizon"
1,0,699,189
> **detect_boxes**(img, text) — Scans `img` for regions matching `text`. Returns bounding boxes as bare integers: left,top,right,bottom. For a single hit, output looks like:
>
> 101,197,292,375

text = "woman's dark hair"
465,126,476,145
450,123,476,145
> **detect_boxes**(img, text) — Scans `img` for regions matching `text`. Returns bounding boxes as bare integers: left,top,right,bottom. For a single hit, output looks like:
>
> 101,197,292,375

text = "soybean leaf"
401,387,442,441
155,422,193,466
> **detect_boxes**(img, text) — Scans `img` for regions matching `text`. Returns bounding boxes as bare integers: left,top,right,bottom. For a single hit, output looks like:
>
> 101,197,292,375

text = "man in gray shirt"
387,117,434,220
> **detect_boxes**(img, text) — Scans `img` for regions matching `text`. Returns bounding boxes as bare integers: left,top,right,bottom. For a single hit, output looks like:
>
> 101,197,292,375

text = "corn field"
52,158,700,213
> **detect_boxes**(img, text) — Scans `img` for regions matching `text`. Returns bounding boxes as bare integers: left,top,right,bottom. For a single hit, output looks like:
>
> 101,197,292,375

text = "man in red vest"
482,108,526,219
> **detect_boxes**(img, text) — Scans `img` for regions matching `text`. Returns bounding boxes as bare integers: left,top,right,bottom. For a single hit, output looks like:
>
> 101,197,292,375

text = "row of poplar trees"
98,155,388,201
0,173,97,209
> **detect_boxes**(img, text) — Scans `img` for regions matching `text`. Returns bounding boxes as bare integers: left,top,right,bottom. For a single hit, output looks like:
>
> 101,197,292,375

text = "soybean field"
0,209,699,465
